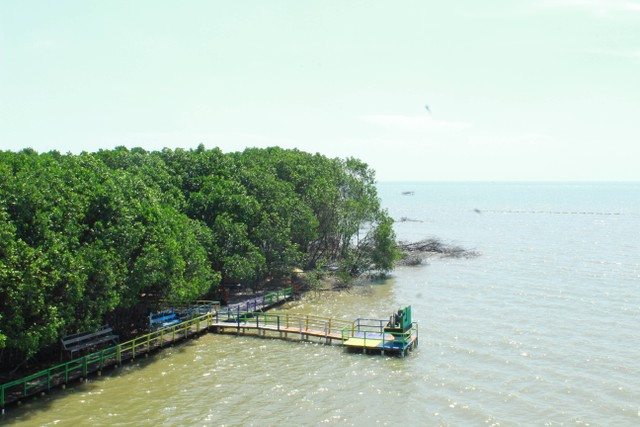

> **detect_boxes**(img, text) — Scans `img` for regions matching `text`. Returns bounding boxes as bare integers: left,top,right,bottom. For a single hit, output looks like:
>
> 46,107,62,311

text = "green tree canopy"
0,145,396,369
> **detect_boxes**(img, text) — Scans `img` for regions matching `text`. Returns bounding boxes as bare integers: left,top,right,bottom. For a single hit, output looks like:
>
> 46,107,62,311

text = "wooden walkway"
210,311,351,345
211,311,419,355
341,317,419,355
1,288,294,412
1,289,418,413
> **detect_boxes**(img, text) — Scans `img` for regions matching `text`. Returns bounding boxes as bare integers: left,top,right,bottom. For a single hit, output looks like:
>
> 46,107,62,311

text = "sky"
1,0,639,181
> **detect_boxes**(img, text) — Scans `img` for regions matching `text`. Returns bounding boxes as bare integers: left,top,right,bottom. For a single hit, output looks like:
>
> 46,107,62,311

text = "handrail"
212,310,354,338
340,321,419,352
218,287,294,319
1,287,295,409
0,345,120,409
0,312,217,408
156,300,221,322
161,299,220,308
0,288,422,412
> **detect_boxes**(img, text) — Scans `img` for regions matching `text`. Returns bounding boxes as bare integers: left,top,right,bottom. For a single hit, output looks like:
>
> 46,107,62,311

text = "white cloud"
584,48,640,63
540,0,640,15
35,39,54,48
360,115,471,132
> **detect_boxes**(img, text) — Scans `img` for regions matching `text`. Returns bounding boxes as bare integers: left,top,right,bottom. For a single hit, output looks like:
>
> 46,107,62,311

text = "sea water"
378,182,640,426
3,182,639,426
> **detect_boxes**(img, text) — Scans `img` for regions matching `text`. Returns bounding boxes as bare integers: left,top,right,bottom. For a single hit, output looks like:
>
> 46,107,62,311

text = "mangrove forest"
0,145,400,373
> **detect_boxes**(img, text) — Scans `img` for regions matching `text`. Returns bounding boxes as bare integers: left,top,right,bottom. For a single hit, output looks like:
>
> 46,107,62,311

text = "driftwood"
397,238,479,266
398,216,423,223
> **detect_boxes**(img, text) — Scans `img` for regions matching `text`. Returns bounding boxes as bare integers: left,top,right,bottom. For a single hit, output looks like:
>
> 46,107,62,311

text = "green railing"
264,287,294,304
340,318,419,353
1,288,295,409
0,314,203,408
1,345,119,409
215,310,354,338
1,309,414,409
116,313,214,363
227,287,293,311
159,300,221,319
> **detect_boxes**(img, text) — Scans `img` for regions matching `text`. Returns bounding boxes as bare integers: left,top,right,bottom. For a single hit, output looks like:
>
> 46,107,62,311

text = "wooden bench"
149,309,182,330
61,325,119,357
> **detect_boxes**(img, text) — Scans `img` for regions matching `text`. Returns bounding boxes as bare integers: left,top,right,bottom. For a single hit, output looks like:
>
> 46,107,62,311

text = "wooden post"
325,321,329,345
117,344,122,366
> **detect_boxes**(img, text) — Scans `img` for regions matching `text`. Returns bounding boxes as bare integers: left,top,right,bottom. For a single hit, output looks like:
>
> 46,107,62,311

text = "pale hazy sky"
1,1,639,181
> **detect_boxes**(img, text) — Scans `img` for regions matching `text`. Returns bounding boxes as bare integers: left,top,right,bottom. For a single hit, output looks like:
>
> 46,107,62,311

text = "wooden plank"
343,337,384,348
208,322,343,341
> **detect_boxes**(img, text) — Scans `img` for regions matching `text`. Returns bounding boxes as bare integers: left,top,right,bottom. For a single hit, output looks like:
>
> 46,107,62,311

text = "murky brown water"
4,284,425,426
4,182,640,425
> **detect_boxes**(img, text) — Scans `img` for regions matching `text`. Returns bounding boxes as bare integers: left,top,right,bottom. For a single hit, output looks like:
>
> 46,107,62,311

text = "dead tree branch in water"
397,238,479,266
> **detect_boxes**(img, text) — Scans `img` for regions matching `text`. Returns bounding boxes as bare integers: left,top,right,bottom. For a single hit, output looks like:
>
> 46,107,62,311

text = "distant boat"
401,191,415,196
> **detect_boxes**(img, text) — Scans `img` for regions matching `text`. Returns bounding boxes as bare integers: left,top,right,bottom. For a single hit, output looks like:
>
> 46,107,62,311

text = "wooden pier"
211,311,349,344
1,287,294,412
1,288,418,413
210,308,419,356
342,306,418,355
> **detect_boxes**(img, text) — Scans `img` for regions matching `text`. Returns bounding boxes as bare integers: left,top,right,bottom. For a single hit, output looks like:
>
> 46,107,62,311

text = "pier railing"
1,287,294,409
214,310,355,338
225,287,294,314
340,318,419,352
164,300,221,319
0,311,218,409
1,288,421,411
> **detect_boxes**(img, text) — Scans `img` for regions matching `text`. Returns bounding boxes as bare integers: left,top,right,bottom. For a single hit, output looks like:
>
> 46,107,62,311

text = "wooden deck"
1,288,295,411
1,290,419,413
342,334,419,354
212,322,344,343
209,311,352,345
208,312,419,356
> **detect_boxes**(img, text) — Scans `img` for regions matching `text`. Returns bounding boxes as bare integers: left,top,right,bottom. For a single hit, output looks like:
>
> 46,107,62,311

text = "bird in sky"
425,104,431,114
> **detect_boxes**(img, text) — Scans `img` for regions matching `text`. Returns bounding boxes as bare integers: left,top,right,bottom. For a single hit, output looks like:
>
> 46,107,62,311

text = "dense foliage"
0,146,399,367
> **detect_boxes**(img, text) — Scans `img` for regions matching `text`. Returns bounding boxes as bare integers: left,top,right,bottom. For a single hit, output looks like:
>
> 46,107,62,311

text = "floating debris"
397,238,479,266
398,217,423,223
